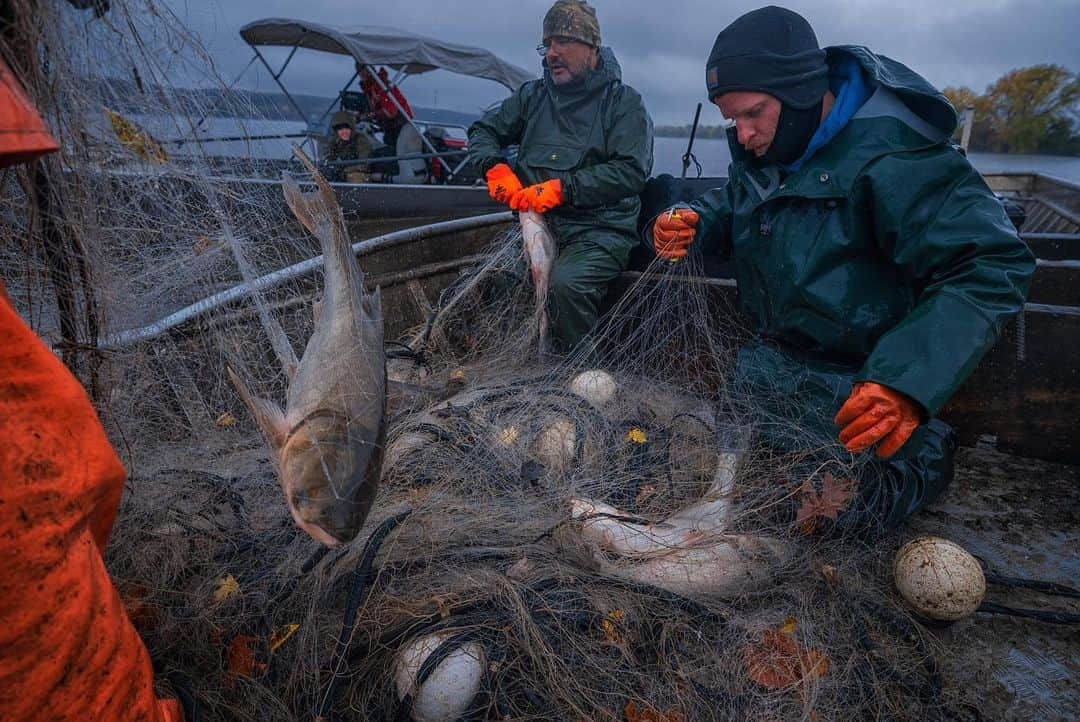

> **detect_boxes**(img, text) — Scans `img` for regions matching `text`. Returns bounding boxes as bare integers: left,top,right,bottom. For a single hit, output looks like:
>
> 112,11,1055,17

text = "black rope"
385,339,428,365
265,544,331,612
315,509,413,720
855,595,942,701
985,573,1080,599
978,601,1080,625
972,556,1080,623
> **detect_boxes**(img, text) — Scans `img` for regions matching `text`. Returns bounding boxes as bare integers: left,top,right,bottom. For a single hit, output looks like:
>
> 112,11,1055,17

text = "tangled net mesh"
1,3,979,721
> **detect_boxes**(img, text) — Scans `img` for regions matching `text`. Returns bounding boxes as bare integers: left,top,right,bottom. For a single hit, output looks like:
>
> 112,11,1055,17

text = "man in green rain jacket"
651,7,1035,536
468,0,653,352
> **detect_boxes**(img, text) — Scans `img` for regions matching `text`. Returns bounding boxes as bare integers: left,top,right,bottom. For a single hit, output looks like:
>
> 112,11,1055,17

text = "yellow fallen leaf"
626,427,648,444
213,574,241,602
106,108,168,164
601,608,625,643
269,623,300,651
215,411,236,427
779,616,797,635
496,426,520,446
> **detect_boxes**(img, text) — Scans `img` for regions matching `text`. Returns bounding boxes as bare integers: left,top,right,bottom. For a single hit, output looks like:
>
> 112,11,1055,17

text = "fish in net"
0,3,986,721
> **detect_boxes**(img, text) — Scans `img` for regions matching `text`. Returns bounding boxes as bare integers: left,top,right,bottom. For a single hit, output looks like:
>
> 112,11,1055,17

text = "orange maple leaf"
225,634,267,682
744,627,830,692
795,472,857,532
624,700,685,722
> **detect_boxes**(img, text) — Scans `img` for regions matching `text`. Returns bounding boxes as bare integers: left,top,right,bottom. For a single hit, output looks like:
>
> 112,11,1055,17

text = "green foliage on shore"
657,65,1080,156
944,65,1080,155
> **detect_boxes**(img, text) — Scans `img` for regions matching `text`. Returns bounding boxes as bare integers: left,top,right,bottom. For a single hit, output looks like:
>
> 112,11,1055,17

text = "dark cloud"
162,0,1080,125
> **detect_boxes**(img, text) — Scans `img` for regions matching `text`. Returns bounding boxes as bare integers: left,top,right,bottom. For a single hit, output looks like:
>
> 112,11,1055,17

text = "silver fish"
228,148,385,547
572,446,790,596
519,210,556,355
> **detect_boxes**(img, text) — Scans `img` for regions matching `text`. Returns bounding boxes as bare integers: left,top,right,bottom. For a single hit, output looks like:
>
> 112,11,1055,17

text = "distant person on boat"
0,59,184,722
468,0,654,352
650,6,1035,536
325,110,372,182
360,64,426,184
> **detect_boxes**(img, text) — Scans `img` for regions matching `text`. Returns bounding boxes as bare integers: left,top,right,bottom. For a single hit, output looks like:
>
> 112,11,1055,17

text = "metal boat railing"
99,211,512,349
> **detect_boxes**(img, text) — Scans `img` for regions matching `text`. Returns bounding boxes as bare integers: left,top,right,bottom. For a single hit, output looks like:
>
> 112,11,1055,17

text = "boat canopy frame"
237,19,536,180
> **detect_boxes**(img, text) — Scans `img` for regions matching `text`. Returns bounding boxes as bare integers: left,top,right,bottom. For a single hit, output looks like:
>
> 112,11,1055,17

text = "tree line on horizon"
655,65,1080,156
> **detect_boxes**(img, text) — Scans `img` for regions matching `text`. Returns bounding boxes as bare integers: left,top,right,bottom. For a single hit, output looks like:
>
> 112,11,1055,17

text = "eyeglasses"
536,36,584,56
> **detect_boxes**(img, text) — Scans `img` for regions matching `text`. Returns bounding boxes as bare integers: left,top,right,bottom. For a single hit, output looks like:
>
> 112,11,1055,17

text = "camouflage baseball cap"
330,110,355,129
543,0,601,47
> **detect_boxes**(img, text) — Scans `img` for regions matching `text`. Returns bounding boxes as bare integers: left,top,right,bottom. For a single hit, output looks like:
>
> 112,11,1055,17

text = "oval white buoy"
394,631,486,722
893,536,986,621
532,416,576,469
569,369,617,407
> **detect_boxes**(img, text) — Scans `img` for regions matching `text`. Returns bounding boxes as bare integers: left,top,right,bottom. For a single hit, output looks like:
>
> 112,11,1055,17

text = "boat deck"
911,444,1078,720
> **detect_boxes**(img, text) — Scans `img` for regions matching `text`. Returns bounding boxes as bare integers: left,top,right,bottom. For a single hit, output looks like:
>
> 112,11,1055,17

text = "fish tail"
281,145,364,296
537,309,549,359
282,145,340,238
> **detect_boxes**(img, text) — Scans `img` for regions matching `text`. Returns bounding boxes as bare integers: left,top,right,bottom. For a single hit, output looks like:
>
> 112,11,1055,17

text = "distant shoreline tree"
658,65,1079,156
945,65,1080,155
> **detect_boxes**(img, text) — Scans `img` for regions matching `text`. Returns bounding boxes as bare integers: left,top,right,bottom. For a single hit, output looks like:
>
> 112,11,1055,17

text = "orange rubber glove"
509,178,564,213
652,207,700,260
834,382,921,458
485,163,523,205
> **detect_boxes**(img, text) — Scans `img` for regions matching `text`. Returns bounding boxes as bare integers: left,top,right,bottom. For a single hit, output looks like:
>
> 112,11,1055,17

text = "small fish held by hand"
519,209,556,356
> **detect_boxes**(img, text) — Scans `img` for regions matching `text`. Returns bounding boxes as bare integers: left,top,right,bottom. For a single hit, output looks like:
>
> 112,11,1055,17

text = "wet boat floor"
909,446,1079,720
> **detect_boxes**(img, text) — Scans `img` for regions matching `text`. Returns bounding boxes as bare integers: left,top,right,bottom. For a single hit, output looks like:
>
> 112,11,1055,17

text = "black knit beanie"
705,6,828,109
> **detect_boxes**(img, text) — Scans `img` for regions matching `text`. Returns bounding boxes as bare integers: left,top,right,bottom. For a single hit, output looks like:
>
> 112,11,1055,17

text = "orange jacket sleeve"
362,71,413,125
0,283,181,722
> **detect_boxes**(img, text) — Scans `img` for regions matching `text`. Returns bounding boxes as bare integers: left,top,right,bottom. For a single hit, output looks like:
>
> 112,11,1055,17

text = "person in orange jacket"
359,65,426,183
359,65,413,130
0,58,183,722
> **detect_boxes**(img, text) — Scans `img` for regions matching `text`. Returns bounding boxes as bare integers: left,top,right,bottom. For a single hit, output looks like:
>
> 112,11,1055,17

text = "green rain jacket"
688,46,1035,430
468,47,654,264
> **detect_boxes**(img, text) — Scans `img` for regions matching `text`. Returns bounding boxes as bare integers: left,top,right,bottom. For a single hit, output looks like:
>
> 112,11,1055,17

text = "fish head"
278,414,384,546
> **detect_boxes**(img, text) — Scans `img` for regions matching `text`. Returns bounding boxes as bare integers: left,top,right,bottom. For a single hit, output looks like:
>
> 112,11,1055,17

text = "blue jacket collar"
782,54,872,173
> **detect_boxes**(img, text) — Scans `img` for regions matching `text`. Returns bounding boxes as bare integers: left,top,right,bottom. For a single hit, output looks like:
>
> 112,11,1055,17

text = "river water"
158,117,1080,184
651,136,1080,184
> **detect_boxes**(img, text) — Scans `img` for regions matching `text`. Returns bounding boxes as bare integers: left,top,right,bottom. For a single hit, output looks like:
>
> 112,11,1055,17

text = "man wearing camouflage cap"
469,0,653,353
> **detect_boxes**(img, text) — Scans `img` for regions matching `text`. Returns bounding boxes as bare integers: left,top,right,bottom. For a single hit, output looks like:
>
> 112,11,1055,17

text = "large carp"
228,150,385,547
520,209,556,355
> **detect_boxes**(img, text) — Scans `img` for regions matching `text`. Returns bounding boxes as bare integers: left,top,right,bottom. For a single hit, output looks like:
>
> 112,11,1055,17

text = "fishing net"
0,3,1044,722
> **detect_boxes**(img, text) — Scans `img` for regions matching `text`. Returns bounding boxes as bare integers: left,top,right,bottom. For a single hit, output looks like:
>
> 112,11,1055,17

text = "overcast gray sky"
161,0,1080,126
